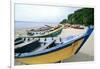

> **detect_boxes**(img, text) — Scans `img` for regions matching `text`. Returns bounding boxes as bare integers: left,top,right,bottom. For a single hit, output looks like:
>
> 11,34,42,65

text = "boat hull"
15,26,94,64
21,24,64,38
15,39,83,64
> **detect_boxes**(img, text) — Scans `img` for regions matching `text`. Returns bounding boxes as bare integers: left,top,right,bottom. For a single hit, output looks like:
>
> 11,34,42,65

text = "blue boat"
15,26,94,64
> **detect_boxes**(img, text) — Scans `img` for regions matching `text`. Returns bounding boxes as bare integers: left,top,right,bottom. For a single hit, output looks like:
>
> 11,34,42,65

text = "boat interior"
15,34,83,57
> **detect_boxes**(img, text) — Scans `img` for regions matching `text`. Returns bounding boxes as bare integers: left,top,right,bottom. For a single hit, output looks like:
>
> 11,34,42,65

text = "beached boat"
24,24,64,38
15,39,41,53
15,37,25,45
28,25,53,32
15,26,93,64
64,23,71,29
71,24,84,29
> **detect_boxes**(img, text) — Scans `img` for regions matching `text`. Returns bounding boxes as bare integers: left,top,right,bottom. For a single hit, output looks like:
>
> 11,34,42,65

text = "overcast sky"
15,4,81,23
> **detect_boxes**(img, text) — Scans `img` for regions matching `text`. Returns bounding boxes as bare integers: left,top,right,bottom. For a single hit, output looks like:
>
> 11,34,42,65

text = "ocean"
15,21,59,30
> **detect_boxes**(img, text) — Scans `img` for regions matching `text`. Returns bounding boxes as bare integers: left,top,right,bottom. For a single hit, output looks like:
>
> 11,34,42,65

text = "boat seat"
15,39,41,53
46,40,56,49
33,40,56,53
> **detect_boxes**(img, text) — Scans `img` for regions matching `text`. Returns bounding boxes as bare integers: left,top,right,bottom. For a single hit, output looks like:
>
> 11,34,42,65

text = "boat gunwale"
15,38,25,45
15,34,87,58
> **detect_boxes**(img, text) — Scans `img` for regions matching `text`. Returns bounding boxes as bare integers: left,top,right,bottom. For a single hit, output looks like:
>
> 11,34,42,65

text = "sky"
15,4,81,23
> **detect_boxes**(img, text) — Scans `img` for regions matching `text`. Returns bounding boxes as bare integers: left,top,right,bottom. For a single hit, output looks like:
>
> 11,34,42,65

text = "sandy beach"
15,27,94,65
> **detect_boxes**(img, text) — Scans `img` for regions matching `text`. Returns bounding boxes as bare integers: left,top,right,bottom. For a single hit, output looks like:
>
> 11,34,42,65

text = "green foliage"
60,19,68,24
60,8,94,26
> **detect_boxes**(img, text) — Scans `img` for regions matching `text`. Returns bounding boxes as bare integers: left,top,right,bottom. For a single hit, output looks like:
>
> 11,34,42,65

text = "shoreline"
15,27,87,38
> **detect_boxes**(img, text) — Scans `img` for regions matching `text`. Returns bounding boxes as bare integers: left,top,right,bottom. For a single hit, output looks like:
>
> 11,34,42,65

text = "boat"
15,37,25,45
22,24,64,38
71,24,84,29
64,23,71,29
15,39,41,53
28,25,53,32
15,26,93,64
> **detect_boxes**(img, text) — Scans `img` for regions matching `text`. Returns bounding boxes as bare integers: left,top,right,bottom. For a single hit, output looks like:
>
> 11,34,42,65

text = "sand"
61,28,94,62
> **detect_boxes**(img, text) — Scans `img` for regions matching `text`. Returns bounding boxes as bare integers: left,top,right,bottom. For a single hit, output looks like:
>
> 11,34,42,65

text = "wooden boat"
71,25,84,29
64,24,71,29
15,26,93,64
28,25,53,32
15,39,41,53
24,24,64,38
15,37,25,45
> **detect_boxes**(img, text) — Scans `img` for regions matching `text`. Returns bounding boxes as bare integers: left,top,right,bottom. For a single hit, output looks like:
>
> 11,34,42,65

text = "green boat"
20,24,64,38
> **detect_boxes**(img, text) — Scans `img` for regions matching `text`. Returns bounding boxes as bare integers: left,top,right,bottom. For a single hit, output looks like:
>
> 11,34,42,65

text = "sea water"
15,21,59,30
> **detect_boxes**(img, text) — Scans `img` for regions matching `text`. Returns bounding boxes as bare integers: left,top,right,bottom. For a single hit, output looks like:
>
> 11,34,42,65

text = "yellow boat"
15,26,93,64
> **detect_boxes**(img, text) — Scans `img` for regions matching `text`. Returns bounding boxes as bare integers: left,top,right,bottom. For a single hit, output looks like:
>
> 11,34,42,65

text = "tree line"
60,8,94,26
